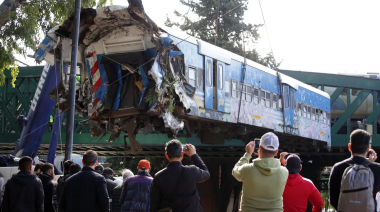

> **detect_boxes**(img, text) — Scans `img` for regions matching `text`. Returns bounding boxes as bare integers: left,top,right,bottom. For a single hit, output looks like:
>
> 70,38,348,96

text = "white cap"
260,132,279,151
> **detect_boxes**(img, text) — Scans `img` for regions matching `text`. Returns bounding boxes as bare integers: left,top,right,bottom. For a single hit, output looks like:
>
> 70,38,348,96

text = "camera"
254,138,260,153
183,145,188,151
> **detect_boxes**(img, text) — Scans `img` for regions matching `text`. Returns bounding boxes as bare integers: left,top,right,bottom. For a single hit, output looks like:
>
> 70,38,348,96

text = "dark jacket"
39,173,56,212
329,156,380,212
104,175,118,199
59,167,109,212
112,184,123,212
56,174,71,204
150,154,210,212
120,171,153,212
3,170,44,212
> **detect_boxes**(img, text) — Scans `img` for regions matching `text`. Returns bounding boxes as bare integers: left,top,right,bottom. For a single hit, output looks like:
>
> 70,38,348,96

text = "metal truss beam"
330,87,345,106
279,70,380,90
331,90,371,134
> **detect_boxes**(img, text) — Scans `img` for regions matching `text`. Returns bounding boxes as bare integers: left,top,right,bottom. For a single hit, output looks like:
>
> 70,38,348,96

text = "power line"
258,0,277,63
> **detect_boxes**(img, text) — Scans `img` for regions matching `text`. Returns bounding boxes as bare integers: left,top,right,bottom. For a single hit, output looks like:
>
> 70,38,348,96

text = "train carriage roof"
159,25,330,99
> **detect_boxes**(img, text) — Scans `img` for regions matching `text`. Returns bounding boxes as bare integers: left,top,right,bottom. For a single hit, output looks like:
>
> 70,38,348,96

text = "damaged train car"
32,1,331,152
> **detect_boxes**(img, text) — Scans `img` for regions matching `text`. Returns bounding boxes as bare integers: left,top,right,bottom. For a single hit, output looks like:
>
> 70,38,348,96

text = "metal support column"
65,0,81,161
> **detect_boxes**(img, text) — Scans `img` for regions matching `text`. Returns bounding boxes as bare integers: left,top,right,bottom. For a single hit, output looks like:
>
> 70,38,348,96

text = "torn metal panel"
33,37,57,64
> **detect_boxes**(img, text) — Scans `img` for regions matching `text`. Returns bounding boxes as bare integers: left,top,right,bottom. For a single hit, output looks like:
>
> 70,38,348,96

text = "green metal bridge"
1,67,380,165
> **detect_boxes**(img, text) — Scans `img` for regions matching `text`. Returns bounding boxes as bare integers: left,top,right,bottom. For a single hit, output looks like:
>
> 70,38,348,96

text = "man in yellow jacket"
232,132,288,211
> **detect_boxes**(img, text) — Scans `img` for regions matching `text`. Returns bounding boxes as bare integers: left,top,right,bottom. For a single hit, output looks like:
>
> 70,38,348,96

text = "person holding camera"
150,139,210,212
232,132,288,212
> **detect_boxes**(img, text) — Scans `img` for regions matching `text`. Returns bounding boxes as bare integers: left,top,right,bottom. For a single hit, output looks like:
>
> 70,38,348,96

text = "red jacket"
283,174,323,212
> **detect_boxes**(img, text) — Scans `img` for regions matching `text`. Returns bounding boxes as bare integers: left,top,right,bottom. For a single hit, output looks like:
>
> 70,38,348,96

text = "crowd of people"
1,129,379,212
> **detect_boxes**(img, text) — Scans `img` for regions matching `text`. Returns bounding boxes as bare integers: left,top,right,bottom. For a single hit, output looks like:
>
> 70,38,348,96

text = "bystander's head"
349,129,371,156
94,165,104,174
137,160,151,173
41,163,54,178
69,163,81,175
82,150,98,169
34,162,44,174
103,167,114,177
259,132,279,158
121,169,134,185
19,156,33,172
63,160,74,175
285,154,302,174
165,139,183,161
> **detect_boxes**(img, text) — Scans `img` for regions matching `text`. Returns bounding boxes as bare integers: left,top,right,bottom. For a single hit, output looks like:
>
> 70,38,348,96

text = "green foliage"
166,0,281,69
145,88,159,106
0,0,107,86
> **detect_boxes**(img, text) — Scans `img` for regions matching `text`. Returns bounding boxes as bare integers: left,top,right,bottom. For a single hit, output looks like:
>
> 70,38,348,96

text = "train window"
303,105,307,118
307,106,311,119
232,80,238,98
206,60,212,87
315,109,319,121
242,85,247,101
218,64,223,90
278,96,283,109
273,94,278,110
246,86,252,102
327,113,330,125
290,90,294,110
188,67,196,87
319,110,323,123
312,108,316,120
284,87,289,108
323,111,327,124
298,103,302,116
260,90,265,106
266,92,271,108
253,88,259,104
225,80,230,94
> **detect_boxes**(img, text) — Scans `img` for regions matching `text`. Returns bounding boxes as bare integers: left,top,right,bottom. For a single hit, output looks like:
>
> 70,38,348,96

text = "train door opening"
282,85,295,127
205,57,225,112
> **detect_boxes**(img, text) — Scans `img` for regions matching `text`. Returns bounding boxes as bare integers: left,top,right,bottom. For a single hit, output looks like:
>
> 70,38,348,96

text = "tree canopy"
165,0,281,69
0,0,109,87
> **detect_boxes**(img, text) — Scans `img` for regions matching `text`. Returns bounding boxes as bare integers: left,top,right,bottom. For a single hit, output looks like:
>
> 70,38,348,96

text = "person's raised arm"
184,144,210,182
232,142,254,181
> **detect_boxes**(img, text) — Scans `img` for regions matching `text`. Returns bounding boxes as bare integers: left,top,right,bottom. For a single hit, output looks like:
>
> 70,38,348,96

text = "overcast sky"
12,0,380,74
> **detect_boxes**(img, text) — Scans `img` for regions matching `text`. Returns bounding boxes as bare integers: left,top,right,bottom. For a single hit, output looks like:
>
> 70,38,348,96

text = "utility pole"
214,0,220,45
65,0,81,161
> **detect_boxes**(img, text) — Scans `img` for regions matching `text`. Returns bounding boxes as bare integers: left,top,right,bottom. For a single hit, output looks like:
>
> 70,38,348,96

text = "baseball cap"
286,154,301,174
138,160,151,170
260,132,279,151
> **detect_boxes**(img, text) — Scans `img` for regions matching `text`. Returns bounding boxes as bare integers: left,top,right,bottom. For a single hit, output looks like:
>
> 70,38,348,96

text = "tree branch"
0,0,29,29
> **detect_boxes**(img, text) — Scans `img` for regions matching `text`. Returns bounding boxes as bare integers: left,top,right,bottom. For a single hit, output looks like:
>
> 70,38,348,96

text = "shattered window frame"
218,64,223,90
188,66,196,87
206,60,212,87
